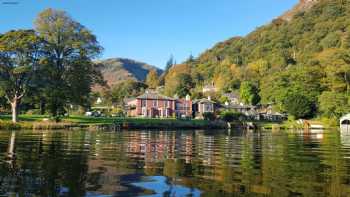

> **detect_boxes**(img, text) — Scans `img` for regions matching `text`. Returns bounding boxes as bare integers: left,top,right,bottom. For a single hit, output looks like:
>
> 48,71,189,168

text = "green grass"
0,115,226,130
65,116,116,124
0,114,49,122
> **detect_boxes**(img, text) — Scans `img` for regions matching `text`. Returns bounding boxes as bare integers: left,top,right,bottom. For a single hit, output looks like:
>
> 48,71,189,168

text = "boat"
340,114,350,134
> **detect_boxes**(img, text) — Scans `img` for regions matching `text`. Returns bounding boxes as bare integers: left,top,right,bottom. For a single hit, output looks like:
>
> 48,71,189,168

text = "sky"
0,0,298,69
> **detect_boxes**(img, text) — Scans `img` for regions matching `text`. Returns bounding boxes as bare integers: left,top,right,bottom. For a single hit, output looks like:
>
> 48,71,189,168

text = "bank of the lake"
0,115,227,130
230,118,337,131
0,115,338,131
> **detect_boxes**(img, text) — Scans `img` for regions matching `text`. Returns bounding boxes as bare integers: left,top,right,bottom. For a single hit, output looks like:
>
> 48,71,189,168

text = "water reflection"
0,129,350,196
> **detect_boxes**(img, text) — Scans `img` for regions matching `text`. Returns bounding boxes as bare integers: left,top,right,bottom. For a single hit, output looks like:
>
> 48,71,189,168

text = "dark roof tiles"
136,92,175,100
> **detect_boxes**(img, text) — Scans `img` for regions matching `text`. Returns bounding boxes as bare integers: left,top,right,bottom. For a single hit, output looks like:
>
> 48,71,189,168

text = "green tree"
187,53,194,62
175,73,193,97
145,69,159,89
164,64,191,96
159,55,175,85
165,55,174,72
319,91,350,118
35,8,102,118
0,96,7,110
260,66,324,112
239,81,260,105
245,59,270,79
283,94,314,119
110,80,147,104
320,49,350,94
0,30,43,122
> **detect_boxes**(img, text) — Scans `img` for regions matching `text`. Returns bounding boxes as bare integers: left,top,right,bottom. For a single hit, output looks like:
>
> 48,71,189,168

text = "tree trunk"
227,122,231,129
7,131,16,166
11,100,18,123
8,131,15,159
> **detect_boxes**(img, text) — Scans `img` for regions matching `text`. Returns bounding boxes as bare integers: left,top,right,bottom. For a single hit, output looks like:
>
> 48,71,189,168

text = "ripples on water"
0,129,350,196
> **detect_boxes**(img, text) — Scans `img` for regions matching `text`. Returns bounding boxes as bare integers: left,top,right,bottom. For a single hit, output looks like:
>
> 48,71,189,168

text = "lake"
0,129,350,196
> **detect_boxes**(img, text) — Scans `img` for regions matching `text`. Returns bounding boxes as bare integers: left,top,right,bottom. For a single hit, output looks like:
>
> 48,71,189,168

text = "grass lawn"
0,114,50,122
65,115,212,127
0,114,116,124
64,115,116,124
0,114,224,130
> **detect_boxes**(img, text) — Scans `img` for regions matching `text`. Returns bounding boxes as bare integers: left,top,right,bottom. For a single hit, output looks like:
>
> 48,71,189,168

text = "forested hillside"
164,0,350,119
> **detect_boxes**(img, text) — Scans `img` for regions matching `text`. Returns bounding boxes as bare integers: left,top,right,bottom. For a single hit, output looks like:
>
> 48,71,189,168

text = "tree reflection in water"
0,129,349,196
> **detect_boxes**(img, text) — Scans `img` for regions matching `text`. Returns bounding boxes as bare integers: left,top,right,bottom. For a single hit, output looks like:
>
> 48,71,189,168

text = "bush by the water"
203,112,216,121
220,111,245,122
0,120,21,130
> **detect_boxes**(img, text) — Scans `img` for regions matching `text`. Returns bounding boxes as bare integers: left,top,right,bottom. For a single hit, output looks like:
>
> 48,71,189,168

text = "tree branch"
4,94,11,103
17,88,26,100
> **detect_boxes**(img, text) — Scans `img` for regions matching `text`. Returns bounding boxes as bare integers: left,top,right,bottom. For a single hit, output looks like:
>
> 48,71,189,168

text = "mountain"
164,0,350,118
96,58,163,88
280,0,320,21
175,0,349,84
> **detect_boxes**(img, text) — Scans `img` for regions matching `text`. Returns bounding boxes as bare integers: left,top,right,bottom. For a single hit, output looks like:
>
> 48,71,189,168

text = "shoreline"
0,116,228,130
0,115,336,131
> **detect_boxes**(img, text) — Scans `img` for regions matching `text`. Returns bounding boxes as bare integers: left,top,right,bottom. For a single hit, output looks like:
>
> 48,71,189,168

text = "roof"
221,103,254,109
223,93,240,99
136,91,175,100
193,98,215,104
124,98,136,103
340,114,350,124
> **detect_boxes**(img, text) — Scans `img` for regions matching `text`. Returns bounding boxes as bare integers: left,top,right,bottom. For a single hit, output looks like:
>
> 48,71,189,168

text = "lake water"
0,129,350,196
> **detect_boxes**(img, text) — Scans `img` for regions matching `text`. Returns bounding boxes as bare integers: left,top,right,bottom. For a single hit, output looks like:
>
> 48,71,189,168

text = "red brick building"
126,91,192,118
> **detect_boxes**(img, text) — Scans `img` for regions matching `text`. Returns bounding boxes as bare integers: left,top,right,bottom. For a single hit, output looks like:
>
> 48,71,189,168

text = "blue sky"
0,0,297,69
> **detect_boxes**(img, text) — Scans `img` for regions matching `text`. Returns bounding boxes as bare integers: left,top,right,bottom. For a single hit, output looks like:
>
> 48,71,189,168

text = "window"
153,100,157,107
165,100,171,108
141,100,146,107
176,103,182,110
204,103,212,112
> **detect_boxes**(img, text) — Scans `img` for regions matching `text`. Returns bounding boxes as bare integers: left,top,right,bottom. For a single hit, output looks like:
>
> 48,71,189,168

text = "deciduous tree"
239,81,260,105
0,30,43,122
35,8,103,118
175,73,193,98
284,94,314,119
145,69,159,89
319,91,350,118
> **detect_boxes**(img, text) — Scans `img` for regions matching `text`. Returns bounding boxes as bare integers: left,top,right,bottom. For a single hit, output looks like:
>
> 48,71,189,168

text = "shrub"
111,107,125,117
0,120,21,130
283,94,314,119
203,112,216,121
26,109,42,115
220,111,245,122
